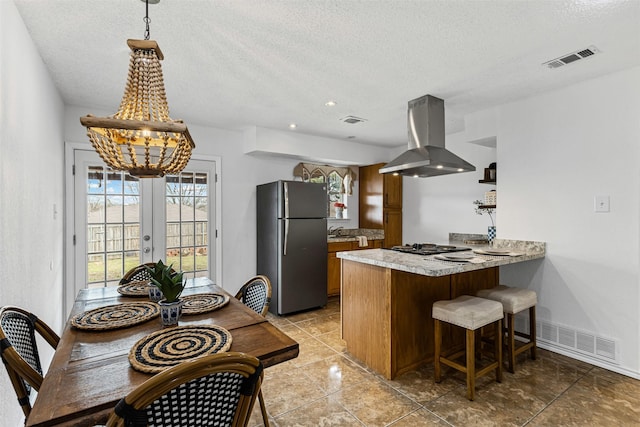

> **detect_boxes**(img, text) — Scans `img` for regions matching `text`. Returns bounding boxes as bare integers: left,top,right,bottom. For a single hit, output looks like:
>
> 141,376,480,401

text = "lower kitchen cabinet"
327,240,383,296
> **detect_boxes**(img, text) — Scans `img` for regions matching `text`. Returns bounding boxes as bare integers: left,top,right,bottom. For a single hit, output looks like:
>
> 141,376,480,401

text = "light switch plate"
594,195,610,213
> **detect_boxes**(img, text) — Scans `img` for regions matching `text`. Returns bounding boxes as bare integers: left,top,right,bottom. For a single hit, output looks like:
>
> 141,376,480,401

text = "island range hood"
379,95,476,177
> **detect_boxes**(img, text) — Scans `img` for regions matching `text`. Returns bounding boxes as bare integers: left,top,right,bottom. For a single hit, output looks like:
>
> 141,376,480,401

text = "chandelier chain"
143,0,151,40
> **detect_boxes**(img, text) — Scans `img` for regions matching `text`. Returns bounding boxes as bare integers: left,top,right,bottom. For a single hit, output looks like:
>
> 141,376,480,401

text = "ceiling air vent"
543,45,600,69
340,115,367,124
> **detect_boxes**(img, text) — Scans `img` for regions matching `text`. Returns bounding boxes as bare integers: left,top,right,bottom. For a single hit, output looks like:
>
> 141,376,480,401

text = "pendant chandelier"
80,0,194,178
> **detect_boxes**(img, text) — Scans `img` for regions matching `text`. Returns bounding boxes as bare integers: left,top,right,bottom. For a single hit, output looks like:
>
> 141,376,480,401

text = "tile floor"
249,297,640,427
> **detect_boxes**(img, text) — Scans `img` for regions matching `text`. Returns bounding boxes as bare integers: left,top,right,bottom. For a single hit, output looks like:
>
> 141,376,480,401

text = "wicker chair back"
106,352,264,427
0,306,60,418
234,275,272,317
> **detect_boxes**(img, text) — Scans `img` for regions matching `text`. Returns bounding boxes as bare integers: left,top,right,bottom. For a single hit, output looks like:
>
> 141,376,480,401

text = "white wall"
402,131,498,243
403,67,640,377
498,67,640,376
0,2,65,425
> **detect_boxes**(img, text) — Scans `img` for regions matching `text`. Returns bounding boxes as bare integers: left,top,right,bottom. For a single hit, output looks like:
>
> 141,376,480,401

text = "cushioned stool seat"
432,295,503,400
477,285,537,373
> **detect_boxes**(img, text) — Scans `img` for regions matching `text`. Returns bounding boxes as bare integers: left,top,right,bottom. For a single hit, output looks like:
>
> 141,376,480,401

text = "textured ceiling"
12,0,640,147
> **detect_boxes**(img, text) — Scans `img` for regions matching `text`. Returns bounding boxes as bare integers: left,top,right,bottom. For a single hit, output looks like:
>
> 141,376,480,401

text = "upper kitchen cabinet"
359,163,402,248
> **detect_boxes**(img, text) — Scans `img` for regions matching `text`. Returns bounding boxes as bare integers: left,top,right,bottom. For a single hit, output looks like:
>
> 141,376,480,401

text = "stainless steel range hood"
379,95,476,177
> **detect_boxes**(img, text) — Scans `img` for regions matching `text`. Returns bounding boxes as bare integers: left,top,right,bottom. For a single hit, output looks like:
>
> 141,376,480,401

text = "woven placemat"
117,280,152,297
129,325,233,373
181,293,230,315
71,302,159,331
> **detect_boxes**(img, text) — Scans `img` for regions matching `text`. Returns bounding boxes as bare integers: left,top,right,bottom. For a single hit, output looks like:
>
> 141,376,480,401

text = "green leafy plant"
146,260,184,303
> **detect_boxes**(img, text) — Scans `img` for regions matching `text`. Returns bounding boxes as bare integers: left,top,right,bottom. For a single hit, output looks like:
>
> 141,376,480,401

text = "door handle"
283,219,289,256
143,247,151,254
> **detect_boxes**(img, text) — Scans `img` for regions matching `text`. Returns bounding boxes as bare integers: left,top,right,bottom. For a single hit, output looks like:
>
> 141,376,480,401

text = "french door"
69,149,217,307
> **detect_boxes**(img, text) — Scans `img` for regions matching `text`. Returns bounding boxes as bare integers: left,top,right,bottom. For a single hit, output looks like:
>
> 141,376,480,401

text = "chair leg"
529,306,537,360
506,312,516,373
434,319,442,383
495,319,503,383
466,328,475,401
258,389,270,427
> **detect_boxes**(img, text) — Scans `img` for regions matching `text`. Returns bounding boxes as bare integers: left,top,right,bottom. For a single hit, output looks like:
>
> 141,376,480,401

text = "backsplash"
330,228,384,239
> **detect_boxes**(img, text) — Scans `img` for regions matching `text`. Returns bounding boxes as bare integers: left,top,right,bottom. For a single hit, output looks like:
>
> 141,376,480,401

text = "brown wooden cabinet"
327,239,383,296
341,260,499,379
359,163,402,248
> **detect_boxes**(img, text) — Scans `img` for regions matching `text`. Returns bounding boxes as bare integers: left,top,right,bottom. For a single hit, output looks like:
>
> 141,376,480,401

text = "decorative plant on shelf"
334,202,345,209
473,200,495,227
146,260,185,303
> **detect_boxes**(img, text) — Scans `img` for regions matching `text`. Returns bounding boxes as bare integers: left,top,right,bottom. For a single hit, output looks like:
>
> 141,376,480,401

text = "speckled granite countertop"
327,228,384,243
336,238,545,277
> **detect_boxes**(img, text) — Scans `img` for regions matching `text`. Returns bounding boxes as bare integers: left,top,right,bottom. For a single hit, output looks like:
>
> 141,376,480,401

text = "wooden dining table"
26,279,299,427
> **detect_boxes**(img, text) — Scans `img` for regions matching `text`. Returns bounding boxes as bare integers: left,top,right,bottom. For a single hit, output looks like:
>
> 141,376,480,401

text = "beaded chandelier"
80,0,194,178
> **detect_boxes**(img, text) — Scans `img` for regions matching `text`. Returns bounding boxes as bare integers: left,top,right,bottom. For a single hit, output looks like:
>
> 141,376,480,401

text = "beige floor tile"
260,368,328,417
527,372,640,426
383,364,462,405
425,386,544,427
316,329,348,353
332,376,420,425
275,322,315,343
301,354,370,393
288,337,340,368
295,312,341,336
275,395,363,426
388,409,452,426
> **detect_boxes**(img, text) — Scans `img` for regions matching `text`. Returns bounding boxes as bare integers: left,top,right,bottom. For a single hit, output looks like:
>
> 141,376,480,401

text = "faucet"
328,226,344,236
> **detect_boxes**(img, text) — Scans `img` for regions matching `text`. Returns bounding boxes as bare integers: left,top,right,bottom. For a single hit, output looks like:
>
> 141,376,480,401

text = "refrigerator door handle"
283,218,289,256
284,182,290,219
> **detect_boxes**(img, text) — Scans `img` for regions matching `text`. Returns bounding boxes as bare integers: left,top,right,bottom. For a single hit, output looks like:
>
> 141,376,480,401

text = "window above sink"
293,162,357,218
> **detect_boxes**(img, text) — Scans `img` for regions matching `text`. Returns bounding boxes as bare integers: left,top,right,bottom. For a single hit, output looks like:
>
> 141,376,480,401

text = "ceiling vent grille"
543,45,600,69
340,116,367,124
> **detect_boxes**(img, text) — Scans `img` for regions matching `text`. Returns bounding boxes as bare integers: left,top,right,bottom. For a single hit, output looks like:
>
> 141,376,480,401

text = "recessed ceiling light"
457,168,464,172
289,123,297,129
413,174,419,178
325,101,337,107
436,165,444,169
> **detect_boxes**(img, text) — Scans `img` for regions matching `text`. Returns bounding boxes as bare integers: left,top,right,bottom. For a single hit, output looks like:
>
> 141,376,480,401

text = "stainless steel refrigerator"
257,181,328,315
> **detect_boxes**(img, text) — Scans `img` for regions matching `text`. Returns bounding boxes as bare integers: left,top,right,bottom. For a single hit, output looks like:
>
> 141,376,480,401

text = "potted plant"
473,200,496,245
146,260,185,326
144,260,169,302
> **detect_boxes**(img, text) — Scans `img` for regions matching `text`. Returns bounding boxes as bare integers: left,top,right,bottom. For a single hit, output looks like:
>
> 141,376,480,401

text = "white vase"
158,299,183,327
335,207,343,219
148,286,163,302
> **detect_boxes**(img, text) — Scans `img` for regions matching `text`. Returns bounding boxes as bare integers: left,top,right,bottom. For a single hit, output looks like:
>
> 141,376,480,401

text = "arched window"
293,163,357,218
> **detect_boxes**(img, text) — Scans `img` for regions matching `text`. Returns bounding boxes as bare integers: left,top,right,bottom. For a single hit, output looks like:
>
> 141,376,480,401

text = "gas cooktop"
389,243,471,256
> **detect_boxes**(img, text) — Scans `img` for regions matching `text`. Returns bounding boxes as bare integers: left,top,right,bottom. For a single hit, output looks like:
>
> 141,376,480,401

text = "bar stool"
476,285,537,373
432,295,503,401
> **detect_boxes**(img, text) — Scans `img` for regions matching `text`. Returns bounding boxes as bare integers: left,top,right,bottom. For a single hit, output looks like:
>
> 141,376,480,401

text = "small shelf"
477,204,496,209
479,179,496,184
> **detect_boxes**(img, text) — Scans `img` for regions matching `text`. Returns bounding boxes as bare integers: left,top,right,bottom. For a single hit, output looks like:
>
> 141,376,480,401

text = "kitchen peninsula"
337,239,545,379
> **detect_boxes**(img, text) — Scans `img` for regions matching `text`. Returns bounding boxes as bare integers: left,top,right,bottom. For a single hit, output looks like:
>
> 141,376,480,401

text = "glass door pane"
85,166,141,288
165,171,209,278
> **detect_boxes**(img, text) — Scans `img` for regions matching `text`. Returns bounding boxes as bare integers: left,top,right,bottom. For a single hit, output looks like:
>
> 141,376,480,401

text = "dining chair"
235,275,272,426
105,352,264,427
234,275,272,317
118,262,157,285
0,306,60,419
